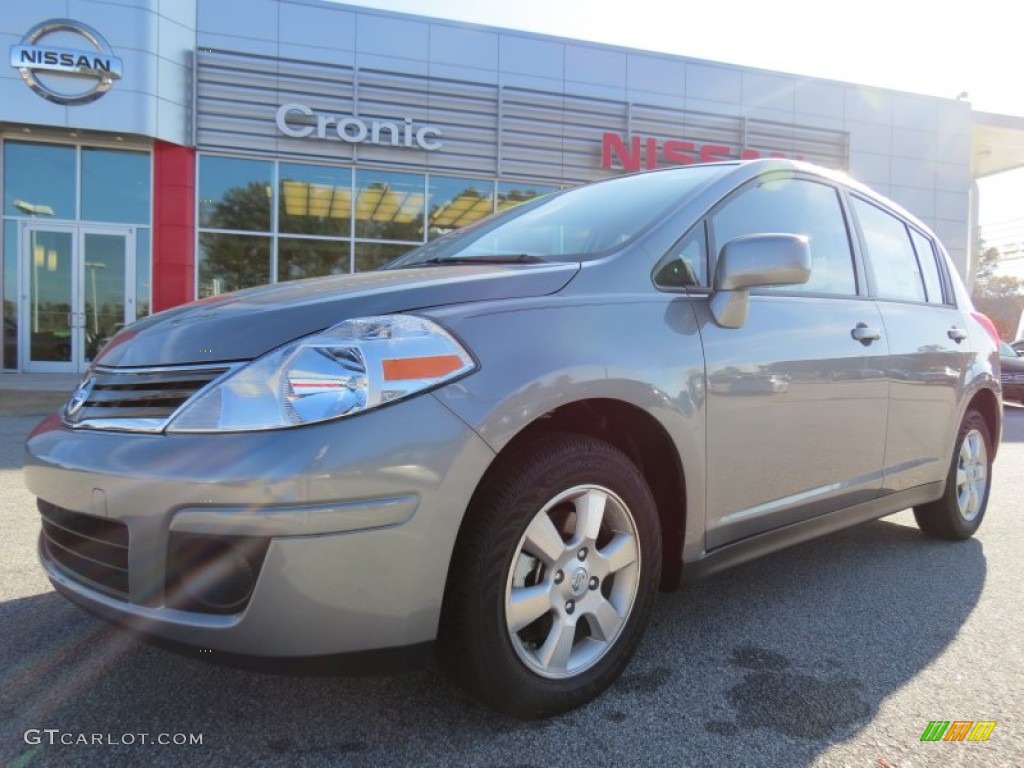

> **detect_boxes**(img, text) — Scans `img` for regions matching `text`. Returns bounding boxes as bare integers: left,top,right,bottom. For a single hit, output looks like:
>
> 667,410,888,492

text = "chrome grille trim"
62,363,242,432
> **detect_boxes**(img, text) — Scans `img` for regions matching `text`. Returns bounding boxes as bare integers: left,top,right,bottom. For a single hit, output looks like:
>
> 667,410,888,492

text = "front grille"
63,364,233,430
39,501,130,600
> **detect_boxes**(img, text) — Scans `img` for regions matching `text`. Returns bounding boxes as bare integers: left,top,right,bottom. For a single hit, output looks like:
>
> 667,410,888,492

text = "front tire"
913,410,992,540
439,434,662,718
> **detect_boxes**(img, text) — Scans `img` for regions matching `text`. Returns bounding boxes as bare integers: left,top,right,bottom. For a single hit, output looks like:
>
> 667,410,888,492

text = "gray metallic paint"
428,292,709,563
708,233,811,328
27,396,495,654
697,295,891,548
95,263,579,367
23,160,1001,659
875,301,975,491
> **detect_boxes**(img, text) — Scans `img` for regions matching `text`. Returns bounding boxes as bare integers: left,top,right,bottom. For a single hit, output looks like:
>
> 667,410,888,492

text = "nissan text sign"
602,132,801,171
10,19,123,105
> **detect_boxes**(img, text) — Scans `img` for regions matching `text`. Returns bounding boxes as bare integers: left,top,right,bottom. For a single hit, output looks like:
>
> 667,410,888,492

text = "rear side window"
709,177,856,295
851,197,926,303
908,227,946,304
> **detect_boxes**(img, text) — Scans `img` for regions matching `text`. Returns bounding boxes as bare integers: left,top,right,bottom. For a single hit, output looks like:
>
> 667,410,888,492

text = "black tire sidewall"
443,434,662,718
915,410,992,540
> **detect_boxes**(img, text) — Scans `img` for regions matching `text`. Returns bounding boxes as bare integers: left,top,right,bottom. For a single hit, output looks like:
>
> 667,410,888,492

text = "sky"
334,0,1024,247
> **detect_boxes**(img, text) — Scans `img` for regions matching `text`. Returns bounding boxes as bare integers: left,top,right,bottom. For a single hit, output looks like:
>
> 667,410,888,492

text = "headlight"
166,315,474,432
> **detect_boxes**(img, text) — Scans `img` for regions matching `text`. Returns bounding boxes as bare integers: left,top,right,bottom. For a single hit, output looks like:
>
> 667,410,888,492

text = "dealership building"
2,0,1023,373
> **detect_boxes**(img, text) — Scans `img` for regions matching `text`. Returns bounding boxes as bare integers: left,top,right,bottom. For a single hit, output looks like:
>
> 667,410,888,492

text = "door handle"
851,322,881,346
947,326,967,343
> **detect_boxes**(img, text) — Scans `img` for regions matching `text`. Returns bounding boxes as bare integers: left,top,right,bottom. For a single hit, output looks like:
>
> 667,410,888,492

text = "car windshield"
386,165,727,268
1000,342,1018,357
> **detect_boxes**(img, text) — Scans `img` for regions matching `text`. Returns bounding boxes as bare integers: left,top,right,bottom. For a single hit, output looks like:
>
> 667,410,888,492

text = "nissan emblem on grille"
65,376,95,419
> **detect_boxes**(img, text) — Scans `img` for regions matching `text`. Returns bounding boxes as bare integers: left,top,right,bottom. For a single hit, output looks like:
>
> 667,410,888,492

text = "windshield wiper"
405,254,548,267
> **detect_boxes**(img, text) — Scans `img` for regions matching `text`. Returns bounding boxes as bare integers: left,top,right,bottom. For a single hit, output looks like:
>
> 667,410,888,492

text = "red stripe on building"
152,141,196,312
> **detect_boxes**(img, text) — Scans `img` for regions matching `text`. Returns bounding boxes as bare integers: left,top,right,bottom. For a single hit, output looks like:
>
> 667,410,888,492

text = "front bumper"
25,395,494,657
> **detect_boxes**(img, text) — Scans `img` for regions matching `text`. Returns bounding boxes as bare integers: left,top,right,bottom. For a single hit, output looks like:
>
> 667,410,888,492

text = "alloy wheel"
503,485,641,679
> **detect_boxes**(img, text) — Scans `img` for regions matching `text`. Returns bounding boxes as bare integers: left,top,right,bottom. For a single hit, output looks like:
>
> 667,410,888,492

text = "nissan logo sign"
10,19,123,105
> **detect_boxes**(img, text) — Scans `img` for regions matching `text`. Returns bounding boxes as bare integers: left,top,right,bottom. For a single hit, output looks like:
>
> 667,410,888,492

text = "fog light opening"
166,535,268,615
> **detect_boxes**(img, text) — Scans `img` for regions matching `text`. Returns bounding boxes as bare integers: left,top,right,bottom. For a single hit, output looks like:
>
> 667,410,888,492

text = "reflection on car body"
999,341,1024,403
708,369,789,395
24,159,1002,718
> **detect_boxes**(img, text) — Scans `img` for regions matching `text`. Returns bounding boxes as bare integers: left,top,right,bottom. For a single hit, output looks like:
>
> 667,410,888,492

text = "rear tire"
913,410,991,540
439,433,661,718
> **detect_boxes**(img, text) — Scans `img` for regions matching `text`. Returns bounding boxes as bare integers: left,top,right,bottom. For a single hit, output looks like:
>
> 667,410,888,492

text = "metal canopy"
973,111,1024,178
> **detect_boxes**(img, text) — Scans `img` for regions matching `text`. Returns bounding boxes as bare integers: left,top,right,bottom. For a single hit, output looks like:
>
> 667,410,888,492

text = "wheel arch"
966,386,1001,460
449,398,688,593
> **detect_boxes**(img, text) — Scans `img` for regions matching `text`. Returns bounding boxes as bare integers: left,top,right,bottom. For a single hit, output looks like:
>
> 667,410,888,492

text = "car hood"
95,263,579,367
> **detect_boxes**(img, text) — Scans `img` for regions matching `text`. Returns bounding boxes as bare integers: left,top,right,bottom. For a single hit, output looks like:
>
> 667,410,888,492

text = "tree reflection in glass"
198,170,273,296
497,182,558,213
354,170,425,241
428,177,494,240
198,232,270,297
354,242,412,272
278,238,350,281
279,163,352,238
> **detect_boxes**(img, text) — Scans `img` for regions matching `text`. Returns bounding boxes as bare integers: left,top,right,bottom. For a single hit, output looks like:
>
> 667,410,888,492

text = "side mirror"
709,234,811,328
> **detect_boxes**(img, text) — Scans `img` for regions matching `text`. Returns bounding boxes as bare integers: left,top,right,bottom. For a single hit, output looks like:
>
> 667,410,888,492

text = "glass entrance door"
23,226,75,372
21,223,135,373
81,229,133,366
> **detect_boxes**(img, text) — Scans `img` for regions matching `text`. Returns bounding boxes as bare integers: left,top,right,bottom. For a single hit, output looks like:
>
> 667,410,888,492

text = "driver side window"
710,177,857,296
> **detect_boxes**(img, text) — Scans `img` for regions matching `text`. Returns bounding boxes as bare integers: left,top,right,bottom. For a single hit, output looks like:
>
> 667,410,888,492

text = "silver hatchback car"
24,159,1001,717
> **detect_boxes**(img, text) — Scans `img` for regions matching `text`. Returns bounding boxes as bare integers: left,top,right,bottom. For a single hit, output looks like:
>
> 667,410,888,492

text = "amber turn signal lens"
382,354,466,381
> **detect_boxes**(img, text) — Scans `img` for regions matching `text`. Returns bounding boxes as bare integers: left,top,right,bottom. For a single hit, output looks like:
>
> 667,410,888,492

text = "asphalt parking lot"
1,397,1022,767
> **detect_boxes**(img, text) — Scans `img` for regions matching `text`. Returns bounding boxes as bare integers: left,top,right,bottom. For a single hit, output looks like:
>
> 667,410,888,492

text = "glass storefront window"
279,163,352,238
2,141,152,370
496,181,558,212
3,220,17,369
199,156,273,231
136,228,151,318
198,233,270,298
354,242,413,272
354,170,425,241
4,142,75,220
81,148,151,224
428,177,494,239
192,155,565,293
278,238,350,281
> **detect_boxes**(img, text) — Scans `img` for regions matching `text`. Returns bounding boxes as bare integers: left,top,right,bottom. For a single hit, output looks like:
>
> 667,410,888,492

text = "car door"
848,196,974,491
690,174,890,550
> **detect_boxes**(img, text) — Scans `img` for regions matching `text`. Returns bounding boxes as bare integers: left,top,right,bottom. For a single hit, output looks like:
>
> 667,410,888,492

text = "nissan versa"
24,159,1001,717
